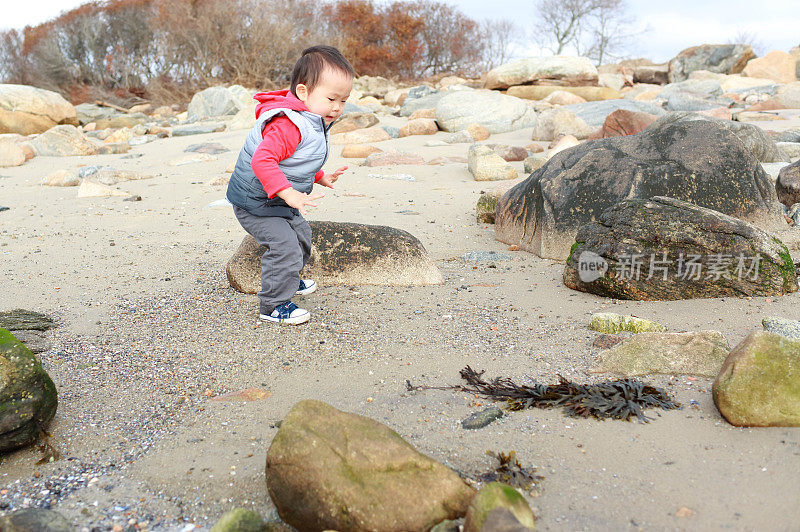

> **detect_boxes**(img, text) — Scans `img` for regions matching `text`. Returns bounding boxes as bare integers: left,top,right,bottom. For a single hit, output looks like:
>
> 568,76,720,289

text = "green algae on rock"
463,482,535,532
589,312,666,334
592,331,730,377
265,400,475,532
0,328,58,453
713,331,800,427
564,197,798,300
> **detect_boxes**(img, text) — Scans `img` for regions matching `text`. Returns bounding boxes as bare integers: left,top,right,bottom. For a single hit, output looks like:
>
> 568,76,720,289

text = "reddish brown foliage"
0,0,495,101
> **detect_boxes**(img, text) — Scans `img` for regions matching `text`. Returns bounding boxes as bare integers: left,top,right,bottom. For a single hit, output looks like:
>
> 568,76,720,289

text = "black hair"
290,45,355,96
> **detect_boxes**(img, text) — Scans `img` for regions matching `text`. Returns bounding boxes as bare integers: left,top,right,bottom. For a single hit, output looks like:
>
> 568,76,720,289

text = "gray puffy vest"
226,107,330,217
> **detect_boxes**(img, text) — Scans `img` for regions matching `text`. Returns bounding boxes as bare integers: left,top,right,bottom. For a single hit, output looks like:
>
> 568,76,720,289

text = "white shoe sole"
259,310,311,325
296,280,317,296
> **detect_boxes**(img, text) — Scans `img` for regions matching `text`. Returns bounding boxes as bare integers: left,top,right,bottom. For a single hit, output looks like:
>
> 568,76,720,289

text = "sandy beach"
1,109,800,531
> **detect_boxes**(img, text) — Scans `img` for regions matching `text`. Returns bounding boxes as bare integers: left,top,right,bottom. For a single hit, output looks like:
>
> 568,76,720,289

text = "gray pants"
233,206,312,314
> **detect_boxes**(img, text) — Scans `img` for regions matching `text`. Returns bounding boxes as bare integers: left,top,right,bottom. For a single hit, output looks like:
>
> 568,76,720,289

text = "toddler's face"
297,68,353,124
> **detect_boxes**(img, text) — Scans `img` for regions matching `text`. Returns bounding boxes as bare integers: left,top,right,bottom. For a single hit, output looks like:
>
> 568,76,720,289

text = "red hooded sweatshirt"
250,90,325,199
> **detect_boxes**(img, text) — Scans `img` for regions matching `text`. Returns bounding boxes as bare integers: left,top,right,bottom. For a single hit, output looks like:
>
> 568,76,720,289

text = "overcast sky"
3,0,798,64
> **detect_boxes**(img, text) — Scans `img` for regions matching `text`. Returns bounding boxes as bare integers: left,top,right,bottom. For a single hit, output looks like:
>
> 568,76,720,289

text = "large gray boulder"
0,84,78,135
29,125,99,156
563,197,797,300
0,328,58,453
265,400,476,532
560,99,665,128
74,103,123,126
435,90,537,134
495,119,788,260
669,44,754,82
650,112,789,163
227,221,443,293
188,86,250,121
484,56,598,90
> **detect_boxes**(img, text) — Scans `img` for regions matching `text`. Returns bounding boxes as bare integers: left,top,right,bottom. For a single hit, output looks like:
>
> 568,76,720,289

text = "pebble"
762,316,800,340
460,251,511,263
461,407,504,429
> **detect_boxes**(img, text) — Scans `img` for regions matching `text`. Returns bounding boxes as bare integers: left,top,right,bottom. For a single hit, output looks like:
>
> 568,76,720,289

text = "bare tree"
481,19,521,70
729,30,767,57
534,0,609,54
576,0,640,65
534,0,636,63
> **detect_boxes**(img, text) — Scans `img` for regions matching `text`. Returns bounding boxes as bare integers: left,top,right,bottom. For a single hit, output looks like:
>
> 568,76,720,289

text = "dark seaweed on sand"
408,366,680,423
476,450,544,490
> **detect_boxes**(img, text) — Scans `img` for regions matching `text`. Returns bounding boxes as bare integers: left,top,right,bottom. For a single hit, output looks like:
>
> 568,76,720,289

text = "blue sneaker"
260,301,310,325
296,279,317,296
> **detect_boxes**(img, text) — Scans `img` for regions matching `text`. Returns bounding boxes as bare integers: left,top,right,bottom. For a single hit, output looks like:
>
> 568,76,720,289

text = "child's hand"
277,188,325,216
318,166,348,189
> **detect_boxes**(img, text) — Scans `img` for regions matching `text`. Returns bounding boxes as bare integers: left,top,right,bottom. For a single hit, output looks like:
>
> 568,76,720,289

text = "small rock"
341,144,382,158
523,156,547,174
185,142,230,154
547,134,580,158
77,180,129,198
330,112,379,135
41,170,80,187
409,108,436,120
168,153,218,166
589,312,666,334
485,144,528,162
762,316,800,340
399,118,439,137
364,150,425,167
461,251,511,262
331,127,392,145
0,508,72,531
367,173,416,181
675,507,694,518
463,483,536,532
172,122,226,136
209,508,267,532
461,407,504,429
0,141,25,167
468,144,517,181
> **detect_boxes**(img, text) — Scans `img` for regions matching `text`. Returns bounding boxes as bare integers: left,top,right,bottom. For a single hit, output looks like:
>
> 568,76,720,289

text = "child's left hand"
318,166,348,189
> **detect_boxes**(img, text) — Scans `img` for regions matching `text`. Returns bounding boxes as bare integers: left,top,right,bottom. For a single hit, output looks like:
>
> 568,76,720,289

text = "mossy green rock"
265,400,476,532
589,312,666,334
713,331,800,426
592,331,730,377
0,328,58,453
210,509,268,532
463,483,535,532
477,193,499,224
0,508,72,531
563,197,797,300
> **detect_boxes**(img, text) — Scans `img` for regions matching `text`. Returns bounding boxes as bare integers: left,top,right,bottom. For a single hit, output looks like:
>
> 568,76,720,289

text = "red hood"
253,90,309,119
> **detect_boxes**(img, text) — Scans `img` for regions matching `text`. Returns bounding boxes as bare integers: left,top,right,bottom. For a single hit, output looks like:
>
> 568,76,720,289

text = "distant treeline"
0,0,516,103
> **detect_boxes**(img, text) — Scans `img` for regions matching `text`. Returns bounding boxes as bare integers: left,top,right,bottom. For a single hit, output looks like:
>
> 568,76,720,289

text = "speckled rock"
209,508,269,532
227,221,444,292
762,316,800,340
